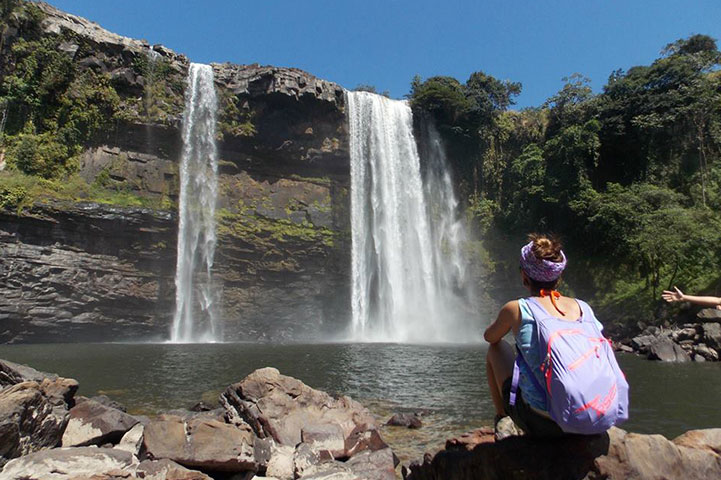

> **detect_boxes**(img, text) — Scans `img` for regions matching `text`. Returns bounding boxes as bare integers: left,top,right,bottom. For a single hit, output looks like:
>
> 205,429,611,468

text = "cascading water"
347,91,477,343
170,63,221,343
420,118,475,319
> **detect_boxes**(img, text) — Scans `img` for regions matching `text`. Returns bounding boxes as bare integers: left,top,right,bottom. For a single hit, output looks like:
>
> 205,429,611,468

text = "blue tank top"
516,298,548,411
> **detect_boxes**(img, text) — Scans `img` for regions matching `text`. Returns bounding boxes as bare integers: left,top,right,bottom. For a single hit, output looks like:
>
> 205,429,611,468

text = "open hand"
661,286,684,303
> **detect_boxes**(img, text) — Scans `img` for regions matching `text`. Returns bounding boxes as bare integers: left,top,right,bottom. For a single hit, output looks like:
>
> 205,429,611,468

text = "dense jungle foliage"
0,0,182,210
410,34,721,329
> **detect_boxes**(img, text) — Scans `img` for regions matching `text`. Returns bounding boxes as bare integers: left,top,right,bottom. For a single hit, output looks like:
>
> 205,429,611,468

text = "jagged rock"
293,442,322,478
345,448,397,480
631,334,655,353
212,63,344,107
221,368,378,457
697,308,721,322
702,323,721,350
494,415,523,440
266,444,295,480
0,359,57,387
115,422,144,455
301,423,346,458
298,462,356,480
694,343,719,362
142,414,257,472
136,458,212,480
648,336,690,362
673,327,699,342
0,446,136,480
344,426,389,458
62,398,139,447
0,377,78,467
386,413,422,429
403,426,721,480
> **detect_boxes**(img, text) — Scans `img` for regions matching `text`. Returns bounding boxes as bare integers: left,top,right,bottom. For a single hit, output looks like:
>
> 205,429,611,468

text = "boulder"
221,368,378,457
142,414,257,473
630,334,655,353
386,413,422,429
403,426,721,480
345,447,397,480
266,444,295,480
697,308,721,322
62,398,139,447
702,323,721,351
344,426,389,458
301,423,346,458
647,336,690,362
0,359,57,388
694,343,719,362
0,378,78,467
136,458,213,480
0,447,136,480
293,442,324,478
115,422,144,455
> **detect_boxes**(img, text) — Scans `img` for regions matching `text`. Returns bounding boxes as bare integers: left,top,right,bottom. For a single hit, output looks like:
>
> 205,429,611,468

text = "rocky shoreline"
612,307,721,363
2,358,721,480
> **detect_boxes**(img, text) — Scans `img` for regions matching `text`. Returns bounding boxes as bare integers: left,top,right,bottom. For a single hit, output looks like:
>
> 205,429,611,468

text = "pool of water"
0,343,718,463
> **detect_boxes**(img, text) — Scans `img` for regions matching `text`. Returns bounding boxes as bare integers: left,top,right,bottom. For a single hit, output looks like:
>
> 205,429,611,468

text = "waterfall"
170,63,221,343
347,91,477,343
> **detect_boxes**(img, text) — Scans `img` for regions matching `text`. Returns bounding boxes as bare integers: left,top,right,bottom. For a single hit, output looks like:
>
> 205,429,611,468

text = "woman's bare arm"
662,286,721,308
484,301,519,344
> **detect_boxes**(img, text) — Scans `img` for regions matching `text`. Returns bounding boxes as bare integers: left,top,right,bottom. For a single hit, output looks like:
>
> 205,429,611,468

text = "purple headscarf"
520,241,567,282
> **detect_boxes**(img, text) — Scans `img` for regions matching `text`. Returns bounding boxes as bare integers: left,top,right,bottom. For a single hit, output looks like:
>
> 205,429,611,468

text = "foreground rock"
221,367,379,456
0,447,213,480
403,426,721,480
142,414,258,473
0,360,78,467
61,398,139,447
0,447,137,480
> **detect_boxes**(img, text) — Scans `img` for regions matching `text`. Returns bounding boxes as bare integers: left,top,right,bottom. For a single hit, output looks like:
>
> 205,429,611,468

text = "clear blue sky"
47,0,721,109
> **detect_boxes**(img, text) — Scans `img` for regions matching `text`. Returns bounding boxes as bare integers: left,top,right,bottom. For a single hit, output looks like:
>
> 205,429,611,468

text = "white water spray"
170,63,221,343
347,91,477,343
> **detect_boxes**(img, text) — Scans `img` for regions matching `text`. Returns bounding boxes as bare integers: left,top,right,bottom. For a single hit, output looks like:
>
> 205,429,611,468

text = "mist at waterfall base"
170,63,221,344
347,91,480,344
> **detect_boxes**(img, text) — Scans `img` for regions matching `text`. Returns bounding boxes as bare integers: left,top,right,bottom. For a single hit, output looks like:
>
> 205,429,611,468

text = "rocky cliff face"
0,1,351,342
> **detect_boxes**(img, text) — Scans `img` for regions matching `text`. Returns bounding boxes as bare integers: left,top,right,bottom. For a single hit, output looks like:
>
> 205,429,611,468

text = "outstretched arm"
484,301,519,344
662,286,721,308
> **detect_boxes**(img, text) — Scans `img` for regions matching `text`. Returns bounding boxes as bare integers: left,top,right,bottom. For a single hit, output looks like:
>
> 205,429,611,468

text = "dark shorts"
502,378,565,438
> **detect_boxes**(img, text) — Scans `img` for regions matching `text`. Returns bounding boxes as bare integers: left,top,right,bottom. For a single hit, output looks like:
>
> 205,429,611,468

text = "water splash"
170,63,221,343
347,91,478,343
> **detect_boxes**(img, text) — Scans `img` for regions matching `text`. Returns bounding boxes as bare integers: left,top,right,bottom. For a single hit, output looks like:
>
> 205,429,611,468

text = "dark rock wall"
0,2,351,342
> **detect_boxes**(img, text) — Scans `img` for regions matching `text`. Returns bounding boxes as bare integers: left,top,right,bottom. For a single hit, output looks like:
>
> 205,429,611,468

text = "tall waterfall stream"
170,63,221,343
347,91,477,343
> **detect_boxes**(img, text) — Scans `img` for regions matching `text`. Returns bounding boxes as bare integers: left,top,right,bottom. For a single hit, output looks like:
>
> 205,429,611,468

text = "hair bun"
529,233,563,262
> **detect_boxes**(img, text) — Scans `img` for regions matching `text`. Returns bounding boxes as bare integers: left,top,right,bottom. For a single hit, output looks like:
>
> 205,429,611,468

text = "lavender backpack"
510,297,629,434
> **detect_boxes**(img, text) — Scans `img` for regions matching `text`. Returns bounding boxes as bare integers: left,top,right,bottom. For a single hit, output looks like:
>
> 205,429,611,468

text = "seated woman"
484,234,604,437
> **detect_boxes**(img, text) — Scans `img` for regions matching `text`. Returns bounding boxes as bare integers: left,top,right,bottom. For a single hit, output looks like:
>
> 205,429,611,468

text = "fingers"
674,286,683,296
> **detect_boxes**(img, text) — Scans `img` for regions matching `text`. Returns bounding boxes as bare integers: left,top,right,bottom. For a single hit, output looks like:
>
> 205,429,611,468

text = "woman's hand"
662,286,685,303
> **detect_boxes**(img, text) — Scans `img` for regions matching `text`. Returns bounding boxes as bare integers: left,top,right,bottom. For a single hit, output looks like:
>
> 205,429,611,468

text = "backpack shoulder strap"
524,296,552,321
576,299,605,332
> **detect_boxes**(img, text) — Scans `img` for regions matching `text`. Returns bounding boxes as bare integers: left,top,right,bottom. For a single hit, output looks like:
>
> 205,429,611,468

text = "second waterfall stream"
347,91,477,343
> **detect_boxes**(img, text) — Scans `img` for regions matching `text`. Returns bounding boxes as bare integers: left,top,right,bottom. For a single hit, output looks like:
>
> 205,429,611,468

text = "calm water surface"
0,343,718,462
